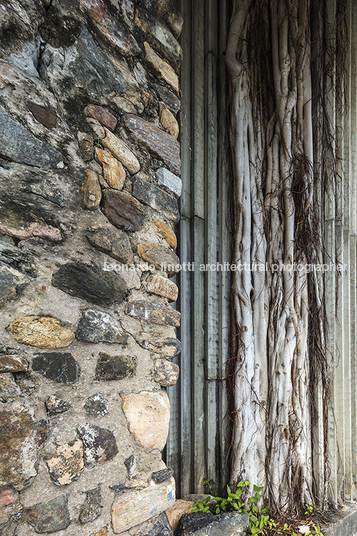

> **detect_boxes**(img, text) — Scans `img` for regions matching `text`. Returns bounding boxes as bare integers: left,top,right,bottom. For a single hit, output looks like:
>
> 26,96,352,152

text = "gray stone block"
157,167,182,197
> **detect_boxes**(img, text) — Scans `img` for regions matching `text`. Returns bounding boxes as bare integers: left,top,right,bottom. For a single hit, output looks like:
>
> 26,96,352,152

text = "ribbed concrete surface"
323,503,357,536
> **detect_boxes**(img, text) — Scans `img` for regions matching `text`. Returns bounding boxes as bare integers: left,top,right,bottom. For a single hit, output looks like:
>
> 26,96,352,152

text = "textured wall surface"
0,0,182,534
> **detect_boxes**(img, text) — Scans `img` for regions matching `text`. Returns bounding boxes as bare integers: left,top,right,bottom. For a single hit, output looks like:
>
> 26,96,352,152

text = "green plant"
190,480,324,536
304,504,314,515
191,479,270,535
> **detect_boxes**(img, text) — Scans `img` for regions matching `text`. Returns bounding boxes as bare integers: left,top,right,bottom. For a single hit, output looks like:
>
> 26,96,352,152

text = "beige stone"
82,170,102,210
165,499,194,531
111,96,137,115
144,42,179,93
147,274,178,302
111,477,175,534
121,391,170,450
45,440,84,486
153,220,177,249
160,107,179,139
7,316,75,349
95,147,126,190
101,128,140,174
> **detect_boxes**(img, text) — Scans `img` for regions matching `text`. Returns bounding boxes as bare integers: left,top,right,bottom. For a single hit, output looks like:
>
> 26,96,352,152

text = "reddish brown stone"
101,189,144,232
123,115,180,176
79,0,141,56
0,489,18,508
125,300,181,327
165,500,194,531
27,102,57,129
85,105,117,132
0,354,28,373
153,220,177,249
137,242,179,276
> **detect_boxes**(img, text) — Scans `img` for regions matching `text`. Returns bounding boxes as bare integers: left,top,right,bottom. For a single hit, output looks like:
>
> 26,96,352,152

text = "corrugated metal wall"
165,0,232,498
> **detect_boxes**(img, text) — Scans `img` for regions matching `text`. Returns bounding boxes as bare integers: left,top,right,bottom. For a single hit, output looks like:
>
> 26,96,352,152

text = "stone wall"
0,1,182,534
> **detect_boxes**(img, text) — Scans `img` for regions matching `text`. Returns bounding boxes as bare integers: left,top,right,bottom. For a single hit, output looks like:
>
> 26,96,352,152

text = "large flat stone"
101,189,145,232
144,42,179,93
52,262,127,306
124,115,180,176
79,0,141,56
78,423,118,466
86,227,133,264
7,316,75,349
0,400,47,490
121,391,170,450
32,352,80,384
175,512,249,536
23,495,70,533
76,310,127,344
133,178,179,223
0,104,62,169
111,477,175,533
126,300,181,327
134,8,182,67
